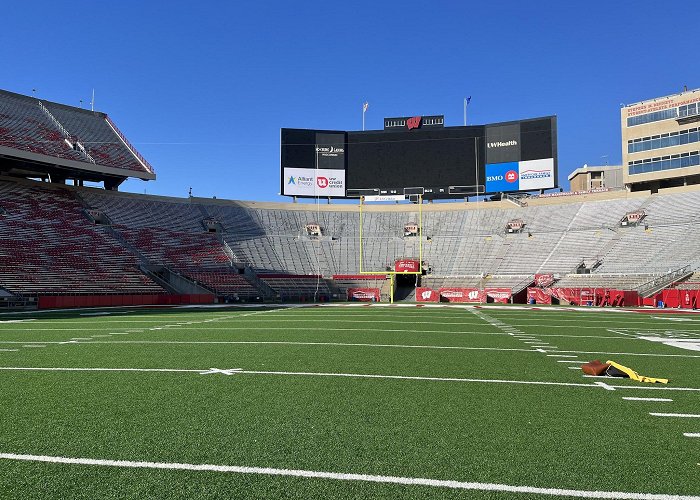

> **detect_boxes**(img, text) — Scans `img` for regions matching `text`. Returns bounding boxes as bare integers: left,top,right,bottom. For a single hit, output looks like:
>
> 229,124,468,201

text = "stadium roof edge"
0,146,155,181
0,88,155,181
623,87,700,108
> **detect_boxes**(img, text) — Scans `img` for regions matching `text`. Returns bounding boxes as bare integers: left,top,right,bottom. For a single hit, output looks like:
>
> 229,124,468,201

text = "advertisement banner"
486,123,521,164
527,287,552,304
347,288,380,302
395,259,420,273
416,287,439,302
283,168,346,197
518,158,555,191
485,158,555,193
485,161,520,192
485,288,512,303
534,274,555,287
439,288,484,303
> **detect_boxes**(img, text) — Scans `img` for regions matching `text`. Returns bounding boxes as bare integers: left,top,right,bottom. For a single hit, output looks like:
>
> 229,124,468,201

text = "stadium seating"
0,89,152,174
0,180,163,295
5,174,700,302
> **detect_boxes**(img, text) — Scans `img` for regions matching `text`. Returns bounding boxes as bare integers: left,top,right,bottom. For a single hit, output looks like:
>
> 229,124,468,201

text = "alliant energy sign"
283,168,346,197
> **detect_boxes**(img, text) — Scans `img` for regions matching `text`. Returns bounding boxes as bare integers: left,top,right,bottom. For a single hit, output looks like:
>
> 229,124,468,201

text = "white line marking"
199,368,243,376
547,355,578,358
37,340,544,354
21,345,45,348
683,433,700,438
594,381,616,391
0,366,698,392
0,349,19,352
649,413,700,418
568,366,581,370
556,360,582,363
622,397,673,402
0,452,697,499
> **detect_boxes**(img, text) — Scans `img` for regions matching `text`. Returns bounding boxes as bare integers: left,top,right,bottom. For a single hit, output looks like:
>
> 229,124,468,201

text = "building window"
679,103,699,118
628,127,700,153
627,107,679,127
628,150,700,175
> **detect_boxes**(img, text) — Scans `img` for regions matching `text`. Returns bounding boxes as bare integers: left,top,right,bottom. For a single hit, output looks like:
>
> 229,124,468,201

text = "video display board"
280,116,556,199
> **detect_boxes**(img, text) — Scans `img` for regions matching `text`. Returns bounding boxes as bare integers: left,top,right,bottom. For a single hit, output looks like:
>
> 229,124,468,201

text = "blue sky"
2,1,698,201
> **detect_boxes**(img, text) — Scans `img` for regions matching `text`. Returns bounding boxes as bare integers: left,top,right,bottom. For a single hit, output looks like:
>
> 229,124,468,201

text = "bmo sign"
485,158,554,193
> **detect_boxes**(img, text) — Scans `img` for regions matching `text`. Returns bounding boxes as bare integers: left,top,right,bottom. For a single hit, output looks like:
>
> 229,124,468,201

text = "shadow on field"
0,305,289,321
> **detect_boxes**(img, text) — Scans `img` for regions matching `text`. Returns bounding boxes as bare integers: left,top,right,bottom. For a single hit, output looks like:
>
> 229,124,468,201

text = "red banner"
395,259,420,273
416,287,439,302
527,287,552,304
534,274,555,287
485,288,512,303
347,288,380,302
439,288,484,303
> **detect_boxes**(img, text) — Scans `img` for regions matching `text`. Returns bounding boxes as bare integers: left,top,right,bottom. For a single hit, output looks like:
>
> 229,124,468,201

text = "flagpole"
362,101,368,131
464,96,471,126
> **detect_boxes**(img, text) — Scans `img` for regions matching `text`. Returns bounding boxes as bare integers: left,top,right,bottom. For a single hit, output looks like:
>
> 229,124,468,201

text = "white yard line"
0,452,697,499
8,340,542,354
622,397,673,402
683,433,700,438
649,413,700,418
1,366,697,392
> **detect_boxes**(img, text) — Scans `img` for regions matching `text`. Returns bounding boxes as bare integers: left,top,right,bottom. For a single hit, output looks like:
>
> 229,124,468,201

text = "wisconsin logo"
406,116,422,130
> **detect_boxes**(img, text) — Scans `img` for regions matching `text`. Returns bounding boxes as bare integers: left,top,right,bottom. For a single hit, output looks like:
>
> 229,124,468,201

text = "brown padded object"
581,360,610,376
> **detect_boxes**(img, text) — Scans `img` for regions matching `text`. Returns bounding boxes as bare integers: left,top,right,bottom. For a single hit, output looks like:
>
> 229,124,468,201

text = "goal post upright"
358,194,423,304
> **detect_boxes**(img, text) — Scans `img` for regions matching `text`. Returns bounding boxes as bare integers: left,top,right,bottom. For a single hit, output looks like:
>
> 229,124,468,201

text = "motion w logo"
406,116,421,130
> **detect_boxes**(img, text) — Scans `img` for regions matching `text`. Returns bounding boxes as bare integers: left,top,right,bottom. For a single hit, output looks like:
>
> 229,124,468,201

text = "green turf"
0,305,698,499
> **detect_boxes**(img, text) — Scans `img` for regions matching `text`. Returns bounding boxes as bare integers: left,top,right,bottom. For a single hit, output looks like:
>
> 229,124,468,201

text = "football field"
0,304,698,499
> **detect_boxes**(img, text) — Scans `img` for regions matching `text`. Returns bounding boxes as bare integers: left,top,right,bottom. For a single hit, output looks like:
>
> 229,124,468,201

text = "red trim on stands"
257,274,323,279
333,275,387,280
37,294,215,309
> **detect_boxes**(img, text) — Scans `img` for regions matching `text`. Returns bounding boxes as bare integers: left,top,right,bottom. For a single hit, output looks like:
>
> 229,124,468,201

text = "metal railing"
37,100,96,164
104,115,155,174
637,265,692,297
511,275,535,293
503,193,528,207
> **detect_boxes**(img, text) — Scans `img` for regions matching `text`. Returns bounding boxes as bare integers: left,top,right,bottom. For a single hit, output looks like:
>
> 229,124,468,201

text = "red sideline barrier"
37,294,215,309
416,287,439,302
333,274,386,280
347,288,380,302
439,288,484,303
527,288,552,304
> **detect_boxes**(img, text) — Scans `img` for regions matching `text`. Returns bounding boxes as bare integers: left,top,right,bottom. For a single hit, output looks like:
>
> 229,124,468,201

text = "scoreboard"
281,115,557,200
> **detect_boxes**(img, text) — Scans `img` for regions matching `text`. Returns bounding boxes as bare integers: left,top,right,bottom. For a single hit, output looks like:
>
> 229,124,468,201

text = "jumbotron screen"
280,115,557,200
